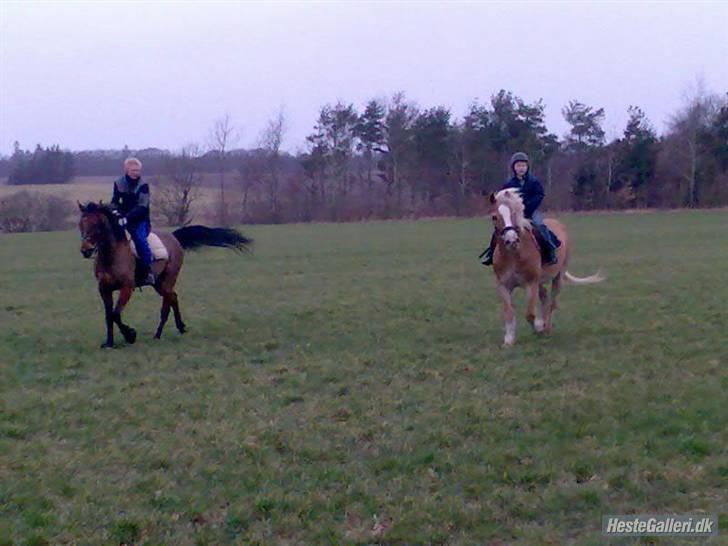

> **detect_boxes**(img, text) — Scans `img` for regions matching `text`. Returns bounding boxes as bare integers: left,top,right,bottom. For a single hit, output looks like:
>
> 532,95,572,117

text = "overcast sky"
1,1,726,156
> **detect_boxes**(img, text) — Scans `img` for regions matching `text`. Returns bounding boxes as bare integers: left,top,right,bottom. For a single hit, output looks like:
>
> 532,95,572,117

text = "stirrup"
136,270,156,288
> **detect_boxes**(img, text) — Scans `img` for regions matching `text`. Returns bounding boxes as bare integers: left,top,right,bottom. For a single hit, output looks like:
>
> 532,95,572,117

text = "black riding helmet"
510,152,529,173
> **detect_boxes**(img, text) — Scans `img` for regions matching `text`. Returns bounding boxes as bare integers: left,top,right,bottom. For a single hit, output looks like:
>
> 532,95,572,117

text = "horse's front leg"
526,282,544,333
496,283,516,347
538,283,551,333
99,286,115,349
113,285,137,344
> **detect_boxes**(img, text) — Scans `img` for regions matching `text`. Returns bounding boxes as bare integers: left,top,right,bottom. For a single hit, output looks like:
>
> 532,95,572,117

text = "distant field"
0,177,239,224
0,178,111,203
1,211,726,544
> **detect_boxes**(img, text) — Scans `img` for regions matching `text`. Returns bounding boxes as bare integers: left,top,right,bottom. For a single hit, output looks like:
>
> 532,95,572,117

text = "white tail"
564,270,605,284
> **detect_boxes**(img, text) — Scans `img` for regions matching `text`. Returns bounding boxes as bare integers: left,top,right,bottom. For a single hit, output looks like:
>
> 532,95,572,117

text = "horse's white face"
498,204,520,247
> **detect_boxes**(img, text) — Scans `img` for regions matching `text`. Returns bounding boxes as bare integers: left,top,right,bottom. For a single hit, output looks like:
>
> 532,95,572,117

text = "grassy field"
1,211,726,545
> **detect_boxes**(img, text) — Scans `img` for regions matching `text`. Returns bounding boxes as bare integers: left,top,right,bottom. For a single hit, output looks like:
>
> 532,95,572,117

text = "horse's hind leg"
113,286,136,344
154,293,172,339
170,292,186,334
548,274,562,331
154,261,185,337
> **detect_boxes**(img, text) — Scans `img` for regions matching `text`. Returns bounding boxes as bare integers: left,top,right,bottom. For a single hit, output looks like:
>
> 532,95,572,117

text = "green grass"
1,211,726,545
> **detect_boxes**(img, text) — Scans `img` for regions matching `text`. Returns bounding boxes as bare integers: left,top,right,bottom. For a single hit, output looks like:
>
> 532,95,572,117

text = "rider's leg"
530,211,557,265
479,232,497,266
130,222,155,284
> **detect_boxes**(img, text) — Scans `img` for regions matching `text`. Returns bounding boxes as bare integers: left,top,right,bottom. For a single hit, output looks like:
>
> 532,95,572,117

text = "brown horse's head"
77,202,124,258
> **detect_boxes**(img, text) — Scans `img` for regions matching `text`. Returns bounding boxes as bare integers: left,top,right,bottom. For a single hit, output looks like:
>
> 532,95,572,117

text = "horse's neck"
97,234,130,267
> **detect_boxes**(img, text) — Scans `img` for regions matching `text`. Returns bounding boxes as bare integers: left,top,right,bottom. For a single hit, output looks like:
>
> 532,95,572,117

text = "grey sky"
1,1,726,156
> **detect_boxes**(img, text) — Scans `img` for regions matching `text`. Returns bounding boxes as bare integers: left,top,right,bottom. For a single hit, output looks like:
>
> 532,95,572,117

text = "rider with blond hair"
111,157,155,285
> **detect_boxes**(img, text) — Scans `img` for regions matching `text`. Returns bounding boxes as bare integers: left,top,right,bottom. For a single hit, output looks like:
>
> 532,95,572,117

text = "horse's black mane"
81,201,127,241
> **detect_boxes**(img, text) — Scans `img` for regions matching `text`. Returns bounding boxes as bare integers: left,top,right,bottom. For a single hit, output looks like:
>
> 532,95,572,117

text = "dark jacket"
501,173,544,219
111,175,151,227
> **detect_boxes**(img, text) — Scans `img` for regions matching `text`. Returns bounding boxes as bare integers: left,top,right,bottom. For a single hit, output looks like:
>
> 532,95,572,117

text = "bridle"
79,213,103,258
499,225,519,237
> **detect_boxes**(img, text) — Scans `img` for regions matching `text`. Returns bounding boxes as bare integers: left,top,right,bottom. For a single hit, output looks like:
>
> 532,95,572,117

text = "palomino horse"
488,190,604,347
78,202,251,348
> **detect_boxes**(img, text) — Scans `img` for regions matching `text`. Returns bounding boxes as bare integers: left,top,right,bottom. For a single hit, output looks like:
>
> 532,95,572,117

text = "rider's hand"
111,209,127,226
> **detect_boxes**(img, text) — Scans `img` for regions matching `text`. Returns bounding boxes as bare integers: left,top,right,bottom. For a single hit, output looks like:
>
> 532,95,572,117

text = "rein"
83,212,121,268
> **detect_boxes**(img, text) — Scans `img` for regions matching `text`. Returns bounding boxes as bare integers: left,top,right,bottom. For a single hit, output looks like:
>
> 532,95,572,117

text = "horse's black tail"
172,225,252,252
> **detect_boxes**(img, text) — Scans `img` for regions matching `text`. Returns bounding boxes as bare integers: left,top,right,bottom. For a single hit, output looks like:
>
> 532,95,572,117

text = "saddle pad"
126,231,169,260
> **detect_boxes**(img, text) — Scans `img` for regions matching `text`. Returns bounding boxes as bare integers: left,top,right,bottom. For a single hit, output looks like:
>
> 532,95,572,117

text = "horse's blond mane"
494,189,532,230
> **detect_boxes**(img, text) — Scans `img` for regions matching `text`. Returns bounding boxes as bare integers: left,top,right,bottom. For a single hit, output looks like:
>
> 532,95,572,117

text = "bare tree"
382,92,419,215
237,151,264,222
208,114,239,225
157,144,203,226
668,80,719,207
258,108,287,222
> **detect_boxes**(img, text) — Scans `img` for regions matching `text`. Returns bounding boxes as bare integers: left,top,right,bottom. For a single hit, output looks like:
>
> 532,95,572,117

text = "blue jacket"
501,173,544,219
111,175,151,228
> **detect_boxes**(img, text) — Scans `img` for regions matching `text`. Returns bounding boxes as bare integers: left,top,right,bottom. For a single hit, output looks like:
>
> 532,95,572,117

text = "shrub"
0,191,75,233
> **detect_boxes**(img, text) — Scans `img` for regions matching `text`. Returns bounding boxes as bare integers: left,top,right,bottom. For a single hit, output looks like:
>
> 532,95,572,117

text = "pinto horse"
488,190,604,347
78,202,251,348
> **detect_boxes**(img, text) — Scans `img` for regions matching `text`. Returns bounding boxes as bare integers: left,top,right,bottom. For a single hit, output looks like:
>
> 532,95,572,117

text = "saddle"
125,231,169,261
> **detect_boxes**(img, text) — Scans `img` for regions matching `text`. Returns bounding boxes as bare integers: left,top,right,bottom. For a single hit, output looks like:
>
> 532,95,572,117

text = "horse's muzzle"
501,230,520,249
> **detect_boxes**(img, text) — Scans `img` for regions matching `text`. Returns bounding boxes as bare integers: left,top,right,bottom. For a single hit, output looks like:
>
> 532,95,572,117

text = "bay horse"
488,190,604,347
78,202,251,348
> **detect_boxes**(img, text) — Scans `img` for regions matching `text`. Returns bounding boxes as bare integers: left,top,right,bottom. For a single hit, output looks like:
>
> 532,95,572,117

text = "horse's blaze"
497,204,519,245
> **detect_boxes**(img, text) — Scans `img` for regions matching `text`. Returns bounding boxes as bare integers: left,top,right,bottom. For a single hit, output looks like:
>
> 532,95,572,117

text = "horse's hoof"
153,333,162,340
533,318,545,333
125,328,137,344
100,342,114,349
502,339,515,349
178,325,187,334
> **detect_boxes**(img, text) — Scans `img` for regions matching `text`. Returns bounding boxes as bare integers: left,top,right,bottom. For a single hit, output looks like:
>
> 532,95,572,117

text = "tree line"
5,143,75,185
2,86,726,226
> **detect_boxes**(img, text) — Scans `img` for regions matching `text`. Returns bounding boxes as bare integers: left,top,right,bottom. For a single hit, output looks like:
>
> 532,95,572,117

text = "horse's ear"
489,192,496,204
78,201,85,212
